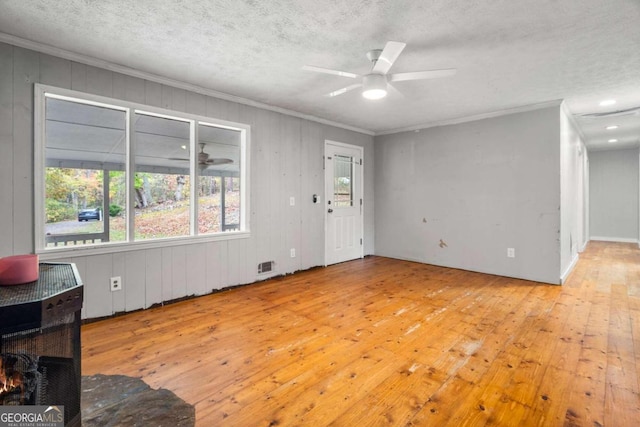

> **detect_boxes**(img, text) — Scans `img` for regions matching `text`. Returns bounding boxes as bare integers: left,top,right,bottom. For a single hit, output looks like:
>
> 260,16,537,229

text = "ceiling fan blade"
387,83,405,98
390,68,457,82
372,41,406,75
205,158,233,165
302,65,359,79
325,83,362,98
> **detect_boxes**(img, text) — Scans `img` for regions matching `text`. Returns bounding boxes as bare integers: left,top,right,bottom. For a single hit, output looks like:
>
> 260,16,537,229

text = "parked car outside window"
78,208,101,222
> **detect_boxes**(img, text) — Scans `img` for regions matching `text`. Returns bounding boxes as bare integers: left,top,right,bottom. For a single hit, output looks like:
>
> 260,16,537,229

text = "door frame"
324,140,364,265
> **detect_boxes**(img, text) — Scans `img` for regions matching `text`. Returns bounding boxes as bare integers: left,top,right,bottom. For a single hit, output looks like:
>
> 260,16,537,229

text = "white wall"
374,105,562,284
0,42,375,319
589,148,639,242
560,104,588,282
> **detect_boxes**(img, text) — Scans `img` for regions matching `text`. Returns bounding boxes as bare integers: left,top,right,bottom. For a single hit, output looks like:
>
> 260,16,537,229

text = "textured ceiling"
1,0,639,150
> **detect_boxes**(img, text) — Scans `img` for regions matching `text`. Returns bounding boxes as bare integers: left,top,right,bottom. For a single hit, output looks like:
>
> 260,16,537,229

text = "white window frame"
34,84,250,258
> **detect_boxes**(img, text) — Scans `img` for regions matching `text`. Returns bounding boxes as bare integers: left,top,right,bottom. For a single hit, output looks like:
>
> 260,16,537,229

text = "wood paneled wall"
0,42,375,319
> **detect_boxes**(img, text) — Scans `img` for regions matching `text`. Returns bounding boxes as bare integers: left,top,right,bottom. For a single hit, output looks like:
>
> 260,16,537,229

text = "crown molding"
375,100,564,136
0,32,375,136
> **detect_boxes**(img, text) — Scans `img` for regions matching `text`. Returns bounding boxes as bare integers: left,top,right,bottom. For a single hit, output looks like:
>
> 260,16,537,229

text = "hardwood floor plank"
604,384,640,427
564,375,606,427
196,332,357,422
329,359,442,426
81,241,640,426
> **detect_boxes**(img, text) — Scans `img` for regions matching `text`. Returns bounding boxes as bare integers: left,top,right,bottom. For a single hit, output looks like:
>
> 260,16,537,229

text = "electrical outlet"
290,248,296,258
110,276,122,292
507,248,515,258
289,196,295,206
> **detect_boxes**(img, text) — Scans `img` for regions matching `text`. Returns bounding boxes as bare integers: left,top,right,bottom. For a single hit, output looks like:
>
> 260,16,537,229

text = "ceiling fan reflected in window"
170,143,233,167
302,41,457,100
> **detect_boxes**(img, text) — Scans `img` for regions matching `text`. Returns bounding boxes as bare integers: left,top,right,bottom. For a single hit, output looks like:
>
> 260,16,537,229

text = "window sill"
37,230,251,261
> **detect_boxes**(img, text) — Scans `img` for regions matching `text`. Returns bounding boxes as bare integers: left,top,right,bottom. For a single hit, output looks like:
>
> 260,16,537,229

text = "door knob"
328,208,333,213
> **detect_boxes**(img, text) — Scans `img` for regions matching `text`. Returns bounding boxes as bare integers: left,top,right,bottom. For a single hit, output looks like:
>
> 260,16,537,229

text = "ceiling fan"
302,41,457,100
170,143,233,166
197,143,233,166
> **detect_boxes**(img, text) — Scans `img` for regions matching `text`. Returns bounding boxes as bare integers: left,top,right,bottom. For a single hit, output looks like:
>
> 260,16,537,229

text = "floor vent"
258,261,274,274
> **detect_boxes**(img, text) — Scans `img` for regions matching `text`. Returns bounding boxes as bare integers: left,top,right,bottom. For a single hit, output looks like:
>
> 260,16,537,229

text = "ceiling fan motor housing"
362,74,388,99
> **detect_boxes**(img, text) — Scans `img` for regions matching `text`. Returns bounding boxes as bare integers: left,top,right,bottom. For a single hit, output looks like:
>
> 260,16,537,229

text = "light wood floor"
82,241,640,426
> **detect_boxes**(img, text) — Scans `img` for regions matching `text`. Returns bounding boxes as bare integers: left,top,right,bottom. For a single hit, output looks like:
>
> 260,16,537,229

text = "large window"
35,85,249,252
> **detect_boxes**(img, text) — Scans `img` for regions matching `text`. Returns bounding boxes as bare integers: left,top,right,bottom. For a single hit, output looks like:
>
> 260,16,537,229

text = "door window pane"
333,155,353,207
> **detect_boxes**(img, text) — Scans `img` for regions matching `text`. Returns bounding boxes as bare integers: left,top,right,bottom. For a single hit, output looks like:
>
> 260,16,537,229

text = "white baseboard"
590,236,639,244
560,253,579,285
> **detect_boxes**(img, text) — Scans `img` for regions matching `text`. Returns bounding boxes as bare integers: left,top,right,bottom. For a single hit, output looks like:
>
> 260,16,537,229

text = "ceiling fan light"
362,88,387,100
362,74,388,100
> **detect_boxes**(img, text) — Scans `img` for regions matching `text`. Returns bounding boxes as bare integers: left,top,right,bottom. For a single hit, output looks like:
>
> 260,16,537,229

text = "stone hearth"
82,374,195,426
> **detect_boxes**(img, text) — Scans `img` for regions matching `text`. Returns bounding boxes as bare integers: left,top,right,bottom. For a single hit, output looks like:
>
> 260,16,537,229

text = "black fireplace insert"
0,263,83,427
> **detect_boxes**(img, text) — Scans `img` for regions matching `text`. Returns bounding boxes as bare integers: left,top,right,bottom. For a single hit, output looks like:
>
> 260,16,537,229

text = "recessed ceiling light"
605,125,619,130
608,139,618,143
181,145,187,150
599,99,616,107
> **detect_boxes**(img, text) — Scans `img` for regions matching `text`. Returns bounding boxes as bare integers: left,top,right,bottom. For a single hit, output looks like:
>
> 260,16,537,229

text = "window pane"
44,97,126,247
134,113,191,240
197,124,241,233
333,155,353,207
107,170,127,242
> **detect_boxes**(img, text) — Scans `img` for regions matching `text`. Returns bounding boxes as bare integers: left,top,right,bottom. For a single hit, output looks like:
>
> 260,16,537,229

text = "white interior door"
325,141,363,265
